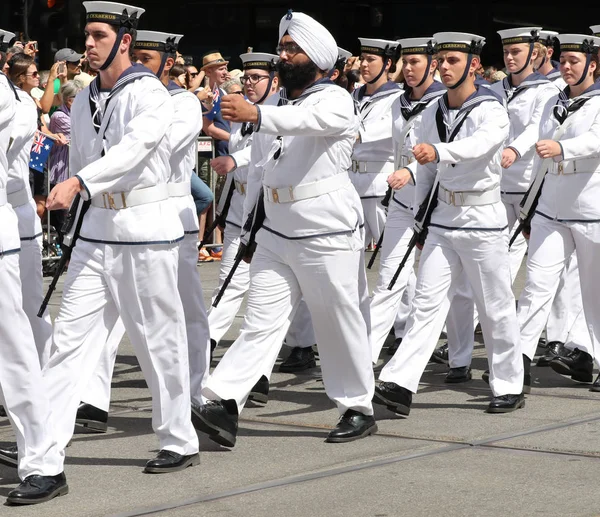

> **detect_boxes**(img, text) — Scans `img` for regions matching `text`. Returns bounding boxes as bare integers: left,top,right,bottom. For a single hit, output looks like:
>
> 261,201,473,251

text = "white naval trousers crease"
203,229,375,416
19,236,52,367
208,224,317,348
503,193,528,282
379,227,523,397
361,196,386,246
518,216,600,363
0,252,62,479
44,239,199,463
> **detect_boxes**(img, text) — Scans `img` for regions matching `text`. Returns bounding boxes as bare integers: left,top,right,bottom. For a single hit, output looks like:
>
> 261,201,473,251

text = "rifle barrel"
387,232,417,290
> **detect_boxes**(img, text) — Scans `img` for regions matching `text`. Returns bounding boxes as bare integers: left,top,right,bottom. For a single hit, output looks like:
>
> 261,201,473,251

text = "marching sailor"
517,33,600,390
351,38,403,247
0,59,66,505
5,49,53,366
41,1,200,473
534,30,565,87
193,10,376,447
374,32,525,415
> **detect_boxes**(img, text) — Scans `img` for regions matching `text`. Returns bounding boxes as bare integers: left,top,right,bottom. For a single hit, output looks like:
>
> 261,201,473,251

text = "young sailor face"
559,51,597,85
133,49,162,75
503,43,535,74
242,67,272,103
84,22,118,71
359,52,385,82
533,43,548,70
401,54,432,88
437,51,476,88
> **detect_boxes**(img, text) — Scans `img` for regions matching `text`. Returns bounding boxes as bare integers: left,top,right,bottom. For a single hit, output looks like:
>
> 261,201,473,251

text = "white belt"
438,185,501,207
0,188,6,207
235,180,246,195
7,188,30,208
350,160,395,174
91,184,169,210
550,159,600,175
168,181,191,198
265,174,350,204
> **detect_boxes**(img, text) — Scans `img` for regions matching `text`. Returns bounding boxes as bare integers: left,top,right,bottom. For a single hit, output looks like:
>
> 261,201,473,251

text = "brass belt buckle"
558,163,564,174
288,186,294,201
120,192,127,208
272,189,279,203
103,192,117,209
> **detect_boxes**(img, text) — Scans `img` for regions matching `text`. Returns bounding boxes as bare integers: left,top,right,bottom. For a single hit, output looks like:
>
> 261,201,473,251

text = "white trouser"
43,239,199,463
445,273,476,368
0,252,62,479
392,276,415,338
518,216,599,363
208,224,317,348
361,197,386,246
503,193,528,282
19,236,52,367
380,227,523,397
203,229,375,416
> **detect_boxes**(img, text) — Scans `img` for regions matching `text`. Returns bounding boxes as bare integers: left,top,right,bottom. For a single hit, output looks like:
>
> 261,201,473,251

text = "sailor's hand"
387,168,412,190
501,148,518,169
210,156,236,175
46,177,82,210
221,94,258,123
536,140,562,159
412,143,437,165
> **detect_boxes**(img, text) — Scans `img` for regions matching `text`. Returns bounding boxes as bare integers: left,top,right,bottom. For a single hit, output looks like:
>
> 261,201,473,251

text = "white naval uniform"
207,93,316,351
7,88,52,366
202,79,375,416
379,88,524,397
42,65,199,461
351,82,402,245
79,82,212,410
0,73,62,479
517,86,600,364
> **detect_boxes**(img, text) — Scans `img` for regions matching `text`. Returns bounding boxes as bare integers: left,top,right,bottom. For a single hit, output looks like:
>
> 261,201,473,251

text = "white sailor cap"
338,47,352,60
358,38,398,56
0,29,15,52
557,34,600,54
590,25,600,38
134,31,182,53
497,27,541,45
239,52,278,70
433,32,485,55
397,37,436,55
83,1,145,29
538,30,559,46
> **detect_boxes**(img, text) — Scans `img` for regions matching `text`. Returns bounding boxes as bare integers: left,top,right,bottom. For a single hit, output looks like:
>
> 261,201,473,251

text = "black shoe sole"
536,356,555,367
192,409,236,448
247,392,268,404
445,374,472,384
549,361,593,383
143,453,200,474
429,355,449,366
75,418,108,433
590,385,600,393
325,423,378,443
0,454,17,469
486,399,525,413
373,391,410,416
278,360,317,373
7,484,69,505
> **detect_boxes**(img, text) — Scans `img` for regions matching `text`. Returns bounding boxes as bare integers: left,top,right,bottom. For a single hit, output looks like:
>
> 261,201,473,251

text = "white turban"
278,11,338,71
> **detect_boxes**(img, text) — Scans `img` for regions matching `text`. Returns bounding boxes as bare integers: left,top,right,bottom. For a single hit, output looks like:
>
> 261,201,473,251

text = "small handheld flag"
29,131,55,173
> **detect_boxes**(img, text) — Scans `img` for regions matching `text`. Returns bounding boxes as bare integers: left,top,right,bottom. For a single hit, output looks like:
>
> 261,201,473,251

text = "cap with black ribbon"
239,52,278,104
397,37,436,87
135,30,182,78
433,32,485,90
0,29,16,53
83,1,145,71
558,34,600,86
537,30,559,69
358,37,399,84
497,27,540,75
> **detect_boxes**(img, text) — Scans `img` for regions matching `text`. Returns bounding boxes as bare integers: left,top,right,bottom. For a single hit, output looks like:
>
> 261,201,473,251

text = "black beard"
276,60,320,94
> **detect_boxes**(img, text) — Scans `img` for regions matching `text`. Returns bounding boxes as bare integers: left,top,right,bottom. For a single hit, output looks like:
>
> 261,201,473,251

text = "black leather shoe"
486,393,525,413
248,375,269,404
192,400,238,448
430,343,449,365
550,347,594,382
210,339,217,363
325,409,377,443
6,473,68,505
387,338,402,356
0,445,17,468
279,346,317,373
373,382,412,416
445,366,472,383
483,354,531,394
537,341,566,367
144,449,200,473
0,405,6,417
591,373,600,393
75,403,108,433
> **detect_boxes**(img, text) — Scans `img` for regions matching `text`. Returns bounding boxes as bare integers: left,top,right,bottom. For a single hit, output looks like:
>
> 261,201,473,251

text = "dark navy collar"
354,80,401,102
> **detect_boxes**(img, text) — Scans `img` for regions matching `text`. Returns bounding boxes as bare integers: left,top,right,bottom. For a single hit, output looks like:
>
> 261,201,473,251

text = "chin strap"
255,70,275,105
98,10,139,71
514,30,539,76
573,39,597,86
367,44,395,85
156,37,177,79
574,53,592,86
415,40,436,88
448,54,473,90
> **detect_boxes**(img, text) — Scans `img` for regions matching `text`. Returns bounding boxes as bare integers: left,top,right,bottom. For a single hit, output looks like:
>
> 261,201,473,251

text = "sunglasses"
188,72,199,78
26,71,39,77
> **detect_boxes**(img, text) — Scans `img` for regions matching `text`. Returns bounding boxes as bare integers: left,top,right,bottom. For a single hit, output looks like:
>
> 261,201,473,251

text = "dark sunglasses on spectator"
188,72,199,78
26,71,39,77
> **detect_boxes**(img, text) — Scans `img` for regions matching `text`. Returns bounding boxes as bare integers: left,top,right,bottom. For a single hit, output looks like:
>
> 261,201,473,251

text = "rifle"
198,174,235,249
212,189,266,307
38,194,90,317
508,177,545,249
367,186,392,269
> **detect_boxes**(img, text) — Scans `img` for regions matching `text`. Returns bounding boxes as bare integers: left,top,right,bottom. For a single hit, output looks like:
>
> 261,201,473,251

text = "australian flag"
202,83,222,121
29,131,54,173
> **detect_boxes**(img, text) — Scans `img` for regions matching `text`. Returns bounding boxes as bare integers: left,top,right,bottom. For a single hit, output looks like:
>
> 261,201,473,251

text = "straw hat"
201,51,229,71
